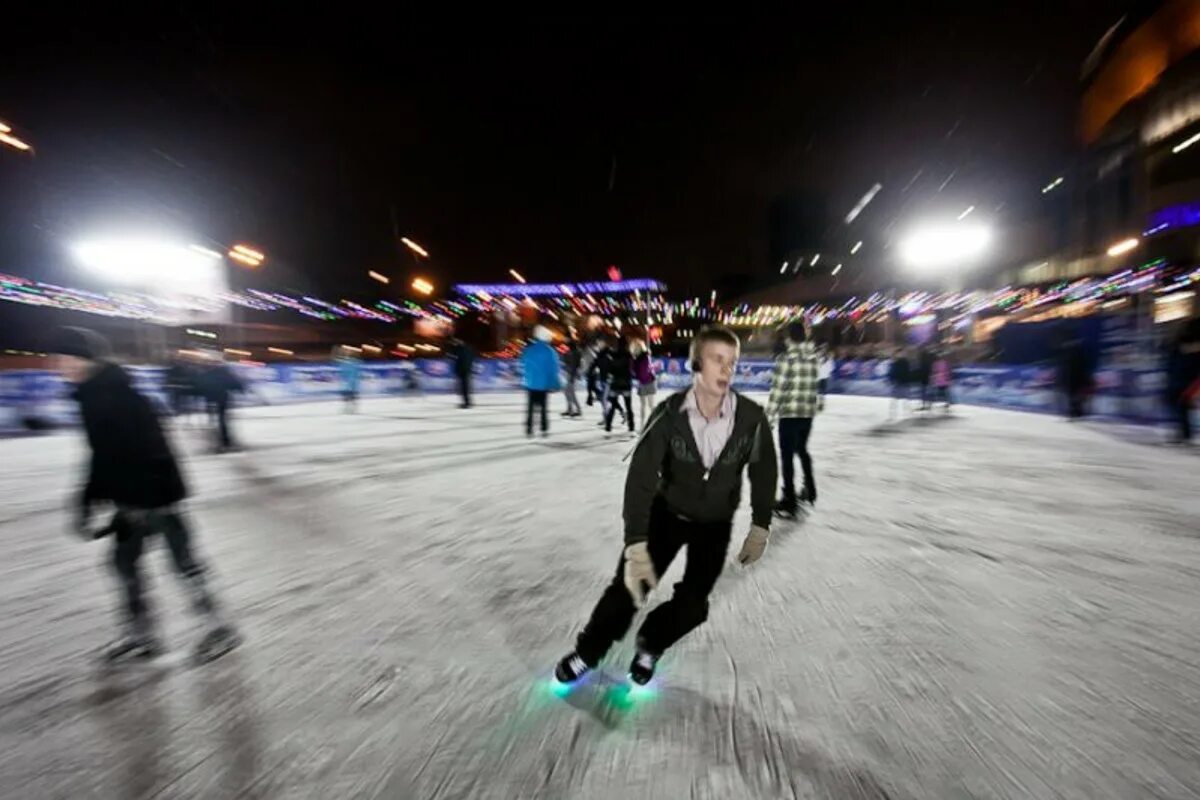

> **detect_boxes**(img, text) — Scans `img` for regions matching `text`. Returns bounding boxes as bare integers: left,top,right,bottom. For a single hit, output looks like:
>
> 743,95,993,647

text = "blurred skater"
163,353,200,421
931,349,953,411
553,326,777,687
604,336,635,435
582,338,604,407
196,353,245,453
521,325,561,437
768,322,820,515
50,327,240,666
561,338,583,417
1165,319,1200,443
1058,336,1093,420
816,344,833,412
448,337,475,409
631,338,657,429
888,348,912,419
916,345,935,411
333,345,362,413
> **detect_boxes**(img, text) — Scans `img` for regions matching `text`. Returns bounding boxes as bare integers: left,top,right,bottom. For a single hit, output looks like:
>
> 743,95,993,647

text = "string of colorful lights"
3,262,1197,331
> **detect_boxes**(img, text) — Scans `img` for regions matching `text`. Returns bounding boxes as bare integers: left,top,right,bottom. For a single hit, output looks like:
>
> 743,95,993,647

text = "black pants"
778,417,815,502
575,500,732,663
604,390,634,432
210,398,233,448
111,509,215,624
586,371,598,405
1174,395,1193,441
1066,388,1088,419
526,390,548,434
458,373,472,407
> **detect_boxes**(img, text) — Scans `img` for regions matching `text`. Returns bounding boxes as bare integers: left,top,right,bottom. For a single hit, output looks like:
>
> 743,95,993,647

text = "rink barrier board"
0,358,1182,432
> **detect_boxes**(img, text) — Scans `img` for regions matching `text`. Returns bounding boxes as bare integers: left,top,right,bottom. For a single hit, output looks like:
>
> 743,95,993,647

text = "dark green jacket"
623,390,777,544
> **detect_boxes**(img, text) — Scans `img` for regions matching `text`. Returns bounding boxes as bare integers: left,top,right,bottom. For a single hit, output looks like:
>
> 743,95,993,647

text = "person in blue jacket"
522,325,562,437
333,345,362,414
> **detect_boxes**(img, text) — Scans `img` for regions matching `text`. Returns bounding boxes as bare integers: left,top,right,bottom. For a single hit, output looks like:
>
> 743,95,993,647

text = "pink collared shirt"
682,388,737,469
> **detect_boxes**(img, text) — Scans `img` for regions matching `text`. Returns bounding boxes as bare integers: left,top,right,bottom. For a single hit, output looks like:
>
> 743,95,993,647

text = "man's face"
54,354,92,384
696,340,738,396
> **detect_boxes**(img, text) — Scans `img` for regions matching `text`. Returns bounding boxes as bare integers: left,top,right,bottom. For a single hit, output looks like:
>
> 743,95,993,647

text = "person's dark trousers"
170,389,188,417
604,391,634,432
214,398,233,449
111,509,217,625
526,390,548,435
778,417,816,504
574,499,733,663
586,372,598,405
458,373,472,408
1066,389,1087,419
1176,396,1193,442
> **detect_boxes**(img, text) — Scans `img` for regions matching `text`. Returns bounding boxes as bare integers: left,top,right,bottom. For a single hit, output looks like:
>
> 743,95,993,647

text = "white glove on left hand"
737,525,770,565
623,542,657,607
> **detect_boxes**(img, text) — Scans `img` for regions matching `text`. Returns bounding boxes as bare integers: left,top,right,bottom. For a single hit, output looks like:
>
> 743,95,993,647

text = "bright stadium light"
401,237,429,258
898,222,992,270
72,238,222,287
1173,132,1200,154
1106,237,1139,256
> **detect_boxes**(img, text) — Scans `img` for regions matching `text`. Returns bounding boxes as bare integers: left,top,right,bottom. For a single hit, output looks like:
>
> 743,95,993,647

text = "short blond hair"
689,325,740,369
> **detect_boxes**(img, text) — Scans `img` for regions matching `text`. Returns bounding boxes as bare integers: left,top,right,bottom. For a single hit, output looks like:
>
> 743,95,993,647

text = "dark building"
1022,0,1200,296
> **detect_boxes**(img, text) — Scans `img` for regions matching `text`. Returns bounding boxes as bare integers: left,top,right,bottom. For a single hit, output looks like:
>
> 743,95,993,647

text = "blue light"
453,279,666,297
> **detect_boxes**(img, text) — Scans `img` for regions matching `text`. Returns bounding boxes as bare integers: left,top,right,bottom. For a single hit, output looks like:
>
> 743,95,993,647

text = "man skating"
448,337,476,409
554,326,777,686
768,322,820,515
52,327,240,666
521,325,561,437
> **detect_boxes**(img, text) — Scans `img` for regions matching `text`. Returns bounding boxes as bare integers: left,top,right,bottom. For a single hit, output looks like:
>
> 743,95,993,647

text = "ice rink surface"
1,391,1199,799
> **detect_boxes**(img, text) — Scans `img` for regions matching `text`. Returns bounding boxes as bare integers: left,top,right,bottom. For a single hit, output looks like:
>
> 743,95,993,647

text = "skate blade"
193,633,242,666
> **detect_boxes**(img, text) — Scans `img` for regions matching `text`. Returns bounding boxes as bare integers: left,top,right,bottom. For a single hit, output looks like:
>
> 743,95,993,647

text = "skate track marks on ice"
1,393,1199,799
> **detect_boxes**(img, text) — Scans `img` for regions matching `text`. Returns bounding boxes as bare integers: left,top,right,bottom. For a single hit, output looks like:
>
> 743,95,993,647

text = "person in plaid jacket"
767,321,821,514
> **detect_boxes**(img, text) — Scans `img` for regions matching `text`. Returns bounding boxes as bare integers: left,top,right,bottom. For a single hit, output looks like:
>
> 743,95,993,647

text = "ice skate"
192,624,241,665
773,496,798,519
100,629,163,667
553,652,593,685
628,648,658,686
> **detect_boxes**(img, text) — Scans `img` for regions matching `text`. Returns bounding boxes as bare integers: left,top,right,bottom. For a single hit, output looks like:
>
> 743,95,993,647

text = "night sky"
1,6,1132,299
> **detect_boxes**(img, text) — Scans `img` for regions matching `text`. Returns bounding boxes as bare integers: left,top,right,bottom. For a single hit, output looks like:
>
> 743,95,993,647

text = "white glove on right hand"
623,542,657,607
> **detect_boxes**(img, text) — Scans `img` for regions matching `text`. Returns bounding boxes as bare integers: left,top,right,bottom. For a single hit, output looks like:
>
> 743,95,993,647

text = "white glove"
623,542,657,607
737,525,770,565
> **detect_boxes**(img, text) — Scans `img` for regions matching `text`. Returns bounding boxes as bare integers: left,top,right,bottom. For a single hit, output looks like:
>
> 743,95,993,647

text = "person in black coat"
561,339,583,417
603,336,636,433
196,356,245,452
915,346,935,410
163,354,199,419
51,327,239,665
448,338,476,409
888,348,912,419
1058,336,1092,420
